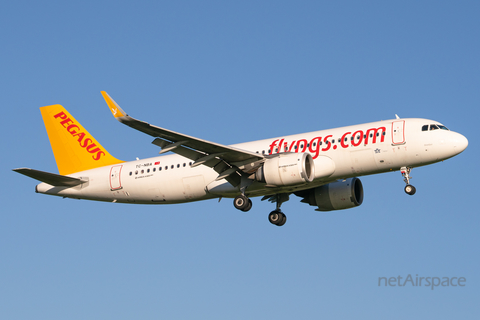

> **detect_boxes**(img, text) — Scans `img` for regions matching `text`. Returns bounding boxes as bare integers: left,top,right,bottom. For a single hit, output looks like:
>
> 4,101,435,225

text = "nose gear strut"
401,166,416,195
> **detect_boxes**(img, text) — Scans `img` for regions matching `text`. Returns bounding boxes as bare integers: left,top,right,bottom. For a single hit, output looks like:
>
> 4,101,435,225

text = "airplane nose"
453,133,468,154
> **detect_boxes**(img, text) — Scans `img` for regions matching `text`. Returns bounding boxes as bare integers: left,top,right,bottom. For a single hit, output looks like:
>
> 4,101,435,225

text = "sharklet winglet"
101,91,128,119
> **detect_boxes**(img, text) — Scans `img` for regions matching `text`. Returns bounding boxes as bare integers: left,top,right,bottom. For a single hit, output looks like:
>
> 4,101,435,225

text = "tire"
404,184,416,195
268,210,283,225
277,213,287,226
241,199,253,212
234,195,250,210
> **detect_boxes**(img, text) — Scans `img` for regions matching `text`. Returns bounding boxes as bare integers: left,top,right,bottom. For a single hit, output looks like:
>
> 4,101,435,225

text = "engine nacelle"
295,177,364,211
256,153,315,186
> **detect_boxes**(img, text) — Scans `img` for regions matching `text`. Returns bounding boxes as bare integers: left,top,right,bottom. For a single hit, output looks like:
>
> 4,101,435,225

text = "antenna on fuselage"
395,114,400,119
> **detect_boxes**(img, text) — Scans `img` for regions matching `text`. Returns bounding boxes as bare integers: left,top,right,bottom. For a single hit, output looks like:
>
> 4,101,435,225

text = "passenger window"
147,169,150,173
153,168,156,172
129,172,132,176
165,166,168,170
183,163,186,167
159,167,162,171
171,165,174,169
177,164,180,168
135,170,138,175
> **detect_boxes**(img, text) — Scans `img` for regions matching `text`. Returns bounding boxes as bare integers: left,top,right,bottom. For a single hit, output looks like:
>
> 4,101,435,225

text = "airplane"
14,92,468,226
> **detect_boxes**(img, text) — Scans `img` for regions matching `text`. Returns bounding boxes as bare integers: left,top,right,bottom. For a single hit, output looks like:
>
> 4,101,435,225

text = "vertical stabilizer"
40,104,123,175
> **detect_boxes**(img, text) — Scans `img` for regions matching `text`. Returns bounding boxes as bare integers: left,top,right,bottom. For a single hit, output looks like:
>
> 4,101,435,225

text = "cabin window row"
129,162,193,176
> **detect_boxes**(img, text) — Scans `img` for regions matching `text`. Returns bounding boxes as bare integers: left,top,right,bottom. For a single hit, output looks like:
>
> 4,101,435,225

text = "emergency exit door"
110,165,123,190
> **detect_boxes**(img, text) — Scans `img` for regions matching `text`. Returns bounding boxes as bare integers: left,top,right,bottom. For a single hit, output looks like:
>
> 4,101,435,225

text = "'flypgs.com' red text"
268,127,386,159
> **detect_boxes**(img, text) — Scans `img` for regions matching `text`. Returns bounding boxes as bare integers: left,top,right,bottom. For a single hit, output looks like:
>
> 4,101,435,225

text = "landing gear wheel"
241,199,253,212
268,210,286,226
404,184,416,195
400,167,416,195
234,195,251,211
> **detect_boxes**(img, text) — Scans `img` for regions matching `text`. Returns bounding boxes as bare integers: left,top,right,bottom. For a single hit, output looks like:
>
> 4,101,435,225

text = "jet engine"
256,153,315,186
295,177,364,211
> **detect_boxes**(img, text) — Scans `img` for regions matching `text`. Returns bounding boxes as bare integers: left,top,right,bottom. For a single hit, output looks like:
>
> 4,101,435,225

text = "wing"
101,92,265,186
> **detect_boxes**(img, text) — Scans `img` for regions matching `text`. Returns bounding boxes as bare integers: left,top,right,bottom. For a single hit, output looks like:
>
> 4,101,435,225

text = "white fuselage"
36,118,468,204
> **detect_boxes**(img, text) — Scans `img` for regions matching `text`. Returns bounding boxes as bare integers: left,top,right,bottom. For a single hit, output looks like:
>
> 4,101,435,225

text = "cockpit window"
422,124,450,131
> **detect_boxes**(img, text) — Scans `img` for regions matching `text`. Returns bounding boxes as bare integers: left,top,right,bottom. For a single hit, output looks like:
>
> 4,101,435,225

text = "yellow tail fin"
40,104,123,175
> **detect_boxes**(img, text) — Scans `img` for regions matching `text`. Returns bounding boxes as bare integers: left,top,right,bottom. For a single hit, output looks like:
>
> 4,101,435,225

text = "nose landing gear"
401,166,416,195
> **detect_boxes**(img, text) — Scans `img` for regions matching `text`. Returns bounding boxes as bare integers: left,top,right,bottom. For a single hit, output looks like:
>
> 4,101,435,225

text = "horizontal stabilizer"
13,168,87,187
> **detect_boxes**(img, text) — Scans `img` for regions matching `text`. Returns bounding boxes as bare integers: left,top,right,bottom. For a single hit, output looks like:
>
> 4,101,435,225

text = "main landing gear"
268,193,289,227
268,210,286,226
401,166,416,195
233,193,289,226
233,194,252,212
266,193,289,227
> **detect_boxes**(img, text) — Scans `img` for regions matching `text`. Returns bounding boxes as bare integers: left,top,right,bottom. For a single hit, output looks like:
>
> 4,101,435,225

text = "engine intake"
256,153,315,186
295,177,364,211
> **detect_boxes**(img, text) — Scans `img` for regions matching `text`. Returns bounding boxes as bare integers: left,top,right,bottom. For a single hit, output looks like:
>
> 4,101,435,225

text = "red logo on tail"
54,112,106,160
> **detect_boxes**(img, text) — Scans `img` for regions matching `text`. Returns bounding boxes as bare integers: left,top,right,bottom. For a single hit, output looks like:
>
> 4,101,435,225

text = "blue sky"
1,1,479,319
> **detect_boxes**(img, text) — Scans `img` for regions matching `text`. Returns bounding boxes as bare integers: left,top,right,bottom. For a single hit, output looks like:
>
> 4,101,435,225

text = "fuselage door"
110,165,123,190
392,120,406,145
